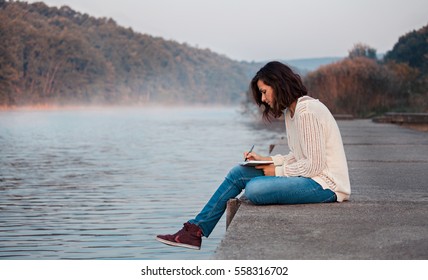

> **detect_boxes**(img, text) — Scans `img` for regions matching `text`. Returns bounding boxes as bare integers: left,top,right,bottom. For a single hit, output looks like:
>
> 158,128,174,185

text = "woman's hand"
243,151,272,162
255,164,275,176
243,151,275,176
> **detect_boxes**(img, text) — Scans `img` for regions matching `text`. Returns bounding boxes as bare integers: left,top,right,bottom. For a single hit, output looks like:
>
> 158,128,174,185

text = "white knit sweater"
271,96,351,202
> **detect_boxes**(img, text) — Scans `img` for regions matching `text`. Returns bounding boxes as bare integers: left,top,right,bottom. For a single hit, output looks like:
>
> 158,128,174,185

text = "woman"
156,61,351,250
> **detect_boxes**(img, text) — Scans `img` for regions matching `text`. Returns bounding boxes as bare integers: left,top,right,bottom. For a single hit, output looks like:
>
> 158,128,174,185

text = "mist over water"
0,106,282,259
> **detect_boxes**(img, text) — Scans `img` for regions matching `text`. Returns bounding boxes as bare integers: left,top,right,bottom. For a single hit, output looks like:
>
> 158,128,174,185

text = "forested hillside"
2,1,426,114
0,1,260,106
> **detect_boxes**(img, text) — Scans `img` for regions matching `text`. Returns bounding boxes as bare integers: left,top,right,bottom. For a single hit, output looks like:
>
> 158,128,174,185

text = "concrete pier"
213,119,428,259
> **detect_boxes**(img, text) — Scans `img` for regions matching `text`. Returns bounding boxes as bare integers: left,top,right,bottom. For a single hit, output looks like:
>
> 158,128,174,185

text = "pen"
245,144,255,162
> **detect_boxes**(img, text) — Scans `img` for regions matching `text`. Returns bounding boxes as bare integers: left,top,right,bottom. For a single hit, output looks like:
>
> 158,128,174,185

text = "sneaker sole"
155,236,200,250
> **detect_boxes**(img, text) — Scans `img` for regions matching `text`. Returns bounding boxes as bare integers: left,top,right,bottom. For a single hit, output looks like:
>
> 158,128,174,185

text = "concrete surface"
213,119,428,259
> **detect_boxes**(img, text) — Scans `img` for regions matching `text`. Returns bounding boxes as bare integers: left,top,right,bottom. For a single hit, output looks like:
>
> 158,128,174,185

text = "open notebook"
239,160,274,167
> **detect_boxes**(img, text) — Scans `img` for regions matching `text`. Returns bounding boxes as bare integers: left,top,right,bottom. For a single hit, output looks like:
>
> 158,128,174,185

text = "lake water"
0,106,282,260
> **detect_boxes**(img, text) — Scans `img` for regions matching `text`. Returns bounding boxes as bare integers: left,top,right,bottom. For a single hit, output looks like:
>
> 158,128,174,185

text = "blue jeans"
189,165,337,237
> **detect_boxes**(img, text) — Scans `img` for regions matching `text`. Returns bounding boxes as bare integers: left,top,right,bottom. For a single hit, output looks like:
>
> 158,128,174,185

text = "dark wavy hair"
251,61,308,121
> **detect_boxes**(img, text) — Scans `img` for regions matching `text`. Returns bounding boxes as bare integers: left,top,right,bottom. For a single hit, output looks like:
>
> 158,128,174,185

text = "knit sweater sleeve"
271,153,296,170
275,112,326,177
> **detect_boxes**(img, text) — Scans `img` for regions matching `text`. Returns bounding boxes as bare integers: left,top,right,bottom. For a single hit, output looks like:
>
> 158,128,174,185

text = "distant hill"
284,57,343,73
245,57,345,76
237,57,345,82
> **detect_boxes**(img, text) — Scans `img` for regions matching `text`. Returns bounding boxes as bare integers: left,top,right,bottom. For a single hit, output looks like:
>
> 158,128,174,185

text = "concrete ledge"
226,198,241,229
215,200,427,259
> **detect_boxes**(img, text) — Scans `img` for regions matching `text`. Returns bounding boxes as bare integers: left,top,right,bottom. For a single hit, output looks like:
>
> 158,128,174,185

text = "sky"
26,0,428,62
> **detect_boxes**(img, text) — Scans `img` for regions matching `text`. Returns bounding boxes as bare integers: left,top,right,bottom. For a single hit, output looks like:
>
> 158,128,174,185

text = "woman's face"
257,80,275,108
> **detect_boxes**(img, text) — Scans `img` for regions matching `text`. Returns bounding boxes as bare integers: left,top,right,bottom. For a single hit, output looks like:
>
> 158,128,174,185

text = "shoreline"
0,103,241,112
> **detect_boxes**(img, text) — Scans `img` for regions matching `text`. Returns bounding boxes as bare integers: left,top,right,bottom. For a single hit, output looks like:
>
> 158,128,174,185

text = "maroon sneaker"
156,222,203,250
